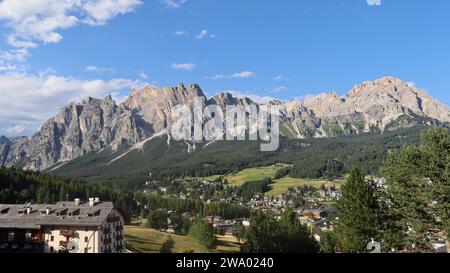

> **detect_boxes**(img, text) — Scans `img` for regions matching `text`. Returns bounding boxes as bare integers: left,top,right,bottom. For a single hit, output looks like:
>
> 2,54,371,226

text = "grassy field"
224,164,291,187
215,235,241,253
125,226,240,253
267,177,345,197
202,174,222,182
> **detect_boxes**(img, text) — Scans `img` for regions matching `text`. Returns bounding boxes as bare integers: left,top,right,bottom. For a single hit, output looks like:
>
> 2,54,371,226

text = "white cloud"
6,35,37,48
272,86,287,93
174,30,188,36
171,63,195,71
205,74,227,80
0,64,19,71
367,0,382,6
85,65,115,73
162,0,187,8
273,75,290,81
0,72,146,136
0,48,29,63
81,0,143,26
206,71,257,80
230,71,256,79
7,125,25,135
139,71,149,79
196,29,208,40
0,0,142,69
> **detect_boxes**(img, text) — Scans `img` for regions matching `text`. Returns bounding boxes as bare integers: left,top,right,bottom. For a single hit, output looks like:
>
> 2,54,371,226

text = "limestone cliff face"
124,83,207,134
1,77,449,170
303,77,450,133
1,95,144,170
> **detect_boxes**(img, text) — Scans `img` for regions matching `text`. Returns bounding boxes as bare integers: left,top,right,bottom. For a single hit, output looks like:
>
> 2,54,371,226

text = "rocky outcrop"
304,77,450,132
1,77,449,170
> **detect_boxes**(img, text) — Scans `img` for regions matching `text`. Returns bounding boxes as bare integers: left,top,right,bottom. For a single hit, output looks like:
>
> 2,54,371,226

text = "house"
0,198,125,253
303,208,337,219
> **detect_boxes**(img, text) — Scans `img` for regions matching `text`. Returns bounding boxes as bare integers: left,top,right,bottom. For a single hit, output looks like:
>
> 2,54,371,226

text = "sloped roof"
0,201,115,229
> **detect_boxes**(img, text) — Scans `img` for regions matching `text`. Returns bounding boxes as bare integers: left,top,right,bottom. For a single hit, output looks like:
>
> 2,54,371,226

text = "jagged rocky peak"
126,83,206,109
208,93,259,111
208,92,238,106
282,100,309,112
304,91,345,118
0,135,10,145
346,77,418,101
1,78,449,171
343,77,450,123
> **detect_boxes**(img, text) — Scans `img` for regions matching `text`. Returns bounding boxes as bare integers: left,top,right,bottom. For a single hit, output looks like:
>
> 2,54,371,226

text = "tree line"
326,128,449,252
0,167,136,223
135,192,250,220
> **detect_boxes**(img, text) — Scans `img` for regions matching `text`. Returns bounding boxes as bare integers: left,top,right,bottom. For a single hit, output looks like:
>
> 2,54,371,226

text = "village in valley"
133,164,343,246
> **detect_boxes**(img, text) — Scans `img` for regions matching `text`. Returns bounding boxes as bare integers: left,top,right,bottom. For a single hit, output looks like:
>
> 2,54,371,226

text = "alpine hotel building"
0,198,125,253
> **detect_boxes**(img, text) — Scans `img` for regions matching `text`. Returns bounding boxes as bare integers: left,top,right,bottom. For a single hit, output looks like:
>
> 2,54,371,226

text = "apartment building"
0,198,125,253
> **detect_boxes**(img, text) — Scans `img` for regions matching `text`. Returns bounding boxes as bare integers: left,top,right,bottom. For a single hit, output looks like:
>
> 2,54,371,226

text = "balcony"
0,242,44,253
60,229,78,238
102,227,111,234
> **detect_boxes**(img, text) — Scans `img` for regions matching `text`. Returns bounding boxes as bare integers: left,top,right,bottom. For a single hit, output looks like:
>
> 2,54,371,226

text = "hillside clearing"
224,164,291,187
125,226,240,253
267,177,345,197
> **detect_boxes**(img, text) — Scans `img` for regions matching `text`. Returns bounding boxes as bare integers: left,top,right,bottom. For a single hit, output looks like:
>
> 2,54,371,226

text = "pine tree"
240,209,318,253
380,128,450,252
188,219,216,250
58,184,66,201
336,168,380,253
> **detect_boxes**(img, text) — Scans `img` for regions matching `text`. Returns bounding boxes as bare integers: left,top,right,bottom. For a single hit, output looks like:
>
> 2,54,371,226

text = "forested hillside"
0,167,136,222
49,125,429,183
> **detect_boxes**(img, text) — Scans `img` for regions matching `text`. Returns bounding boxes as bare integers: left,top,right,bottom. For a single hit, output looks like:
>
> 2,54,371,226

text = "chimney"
46,208,50,215
26,207,31,214
89,198,94,207
74,198,80,206
94,197,100,204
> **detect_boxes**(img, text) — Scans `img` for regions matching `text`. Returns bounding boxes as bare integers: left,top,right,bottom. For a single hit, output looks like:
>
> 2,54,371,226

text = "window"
85,236,88,243
85,248,88,253
50,236,54,242
50,247,54,253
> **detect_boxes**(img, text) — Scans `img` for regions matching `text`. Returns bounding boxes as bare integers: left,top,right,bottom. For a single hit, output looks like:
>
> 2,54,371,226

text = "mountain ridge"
1,76,449,171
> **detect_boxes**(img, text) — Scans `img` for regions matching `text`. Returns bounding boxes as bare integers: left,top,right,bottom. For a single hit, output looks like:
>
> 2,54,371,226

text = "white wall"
42,209,125,253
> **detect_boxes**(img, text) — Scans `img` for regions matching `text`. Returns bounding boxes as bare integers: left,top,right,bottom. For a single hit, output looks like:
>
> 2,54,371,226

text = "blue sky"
0,0,449,136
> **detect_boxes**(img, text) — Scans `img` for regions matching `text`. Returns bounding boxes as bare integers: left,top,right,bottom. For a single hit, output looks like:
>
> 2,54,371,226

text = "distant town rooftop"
0,198,114,229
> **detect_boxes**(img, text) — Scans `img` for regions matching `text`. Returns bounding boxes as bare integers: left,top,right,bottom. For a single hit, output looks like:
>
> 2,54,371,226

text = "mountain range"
1,77,449,172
